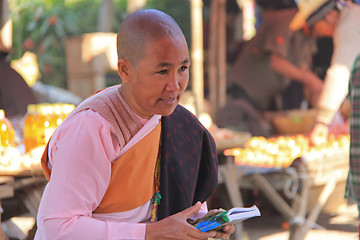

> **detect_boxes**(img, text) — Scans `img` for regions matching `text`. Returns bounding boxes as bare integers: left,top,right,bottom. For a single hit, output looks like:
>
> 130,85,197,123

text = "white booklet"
191,205,261,232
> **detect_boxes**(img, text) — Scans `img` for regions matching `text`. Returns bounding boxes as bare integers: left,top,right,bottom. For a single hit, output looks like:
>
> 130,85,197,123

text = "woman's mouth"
160,97,177,104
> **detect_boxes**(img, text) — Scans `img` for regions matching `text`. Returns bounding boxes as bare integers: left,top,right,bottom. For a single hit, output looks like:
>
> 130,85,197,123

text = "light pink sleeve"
189,202,209,220
36,110,146,239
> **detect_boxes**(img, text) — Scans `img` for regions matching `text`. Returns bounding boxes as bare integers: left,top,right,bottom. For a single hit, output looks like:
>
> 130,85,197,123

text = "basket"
271,109,316,135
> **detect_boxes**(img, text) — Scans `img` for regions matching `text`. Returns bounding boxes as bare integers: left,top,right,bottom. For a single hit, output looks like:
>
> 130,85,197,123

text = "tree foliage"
10,0,190,88
146,0,191,46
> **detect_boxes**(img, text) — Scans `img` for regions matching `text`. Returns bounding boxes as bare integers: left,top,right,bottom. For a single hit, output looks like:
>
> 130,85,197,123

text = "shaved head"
117,9,185,65
116,9,190,119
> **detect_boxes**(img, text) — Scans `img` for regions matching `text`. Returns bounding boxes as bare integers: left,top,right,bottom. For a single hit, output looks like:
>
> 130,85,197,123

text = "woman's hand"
145,202,219,240
208,224,235,240
309,122,329,146
303,71,323,94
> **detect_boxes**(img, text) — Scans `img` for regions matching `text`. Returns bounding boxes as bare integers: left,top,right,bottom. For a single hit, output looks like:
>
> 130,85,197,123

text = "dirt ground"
2,204,359,240
3,187,359,240
207,181,359,240
242,203,359,240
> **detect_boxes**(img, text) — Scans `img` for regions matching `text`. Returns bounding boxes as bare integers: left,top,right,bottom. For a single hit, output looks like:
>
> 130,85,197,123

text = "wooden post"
97,0,114,32
218,0,227,108
190,0,204,115
0,202,8,240
251,174,298,220
0,176,15,240
208,0,219,117
208,0,227,116
290,178,337,240
127,0,147,13
222,156,243,239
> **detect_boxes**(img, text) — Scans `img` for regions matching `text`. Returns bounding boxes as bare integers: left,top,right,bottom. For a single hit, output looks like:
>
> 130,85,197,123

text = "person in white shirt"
290,0,360,230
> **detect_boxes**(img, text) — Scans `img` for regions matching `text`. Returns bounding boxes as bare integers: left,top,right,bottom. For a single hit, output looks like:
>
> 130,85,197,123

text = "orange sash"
41,123,161,213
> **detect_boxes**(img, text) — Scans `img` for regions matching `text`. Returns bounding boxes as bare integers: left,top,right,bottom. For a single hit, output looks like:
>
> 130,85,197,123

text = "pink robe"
35,107,207,240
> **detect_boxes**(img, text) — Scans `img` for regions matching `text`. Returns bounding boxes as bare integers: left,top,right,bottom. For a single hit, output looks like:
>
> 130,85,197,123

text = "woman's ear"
117,58,131,83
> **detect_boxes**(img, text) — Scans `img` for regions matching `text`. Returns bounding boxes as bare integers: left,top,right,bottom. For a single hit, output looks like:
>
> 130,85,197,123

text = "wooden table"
217,149,349,240
215,132,251,240
0,168,46,240
0,176,15,240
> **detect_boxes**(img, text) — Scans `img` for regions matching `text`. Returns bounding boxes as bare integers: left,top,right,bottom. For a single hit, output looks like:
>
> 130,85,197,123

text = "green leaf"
54,19,66,38
39,18,50,35
26,21,37,31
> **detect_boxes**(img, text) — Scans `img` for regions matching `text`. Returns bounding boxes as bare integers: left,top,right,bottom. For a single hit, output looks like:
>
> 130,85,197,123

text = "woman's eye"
179,66,188,72
157,69,168,74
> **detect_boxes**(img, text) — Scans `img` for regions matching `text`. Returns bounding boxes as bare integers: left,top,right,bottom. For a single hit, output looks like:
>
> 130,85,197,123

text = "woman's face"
119,35,190,119
312,10,339,37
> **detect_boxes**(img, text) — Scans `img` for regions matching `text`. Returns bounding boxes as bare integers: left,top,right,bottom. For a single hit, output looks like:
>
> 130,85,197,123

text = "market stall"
0,97,351,240
0,104,75,238
216,108,350,240
0,176,14,239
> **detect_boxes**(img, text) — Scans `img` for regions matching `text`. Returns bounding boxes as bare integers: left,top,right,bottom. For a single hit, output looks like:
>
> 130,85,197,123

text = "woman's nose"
166,75,181,91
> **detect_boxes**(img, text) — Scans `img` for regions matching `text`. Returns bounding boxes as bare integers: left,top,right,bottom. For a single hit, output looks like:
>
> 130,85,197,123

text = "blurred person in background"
301,0,360,139
227,1,323,111
0,37,37,118
0,37,39,239
215,0,326,136
293,0,360,224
